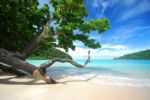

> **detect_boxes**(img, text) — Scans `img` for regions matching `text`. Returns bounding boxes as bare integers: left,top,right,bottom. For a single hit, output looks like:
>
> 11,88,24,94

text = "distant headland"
115,49,150,60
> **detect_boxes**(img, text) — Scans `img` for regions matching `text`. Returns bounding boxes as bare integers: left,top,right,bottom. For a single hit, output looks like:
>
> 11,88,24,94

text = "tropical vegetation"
115,49,150,60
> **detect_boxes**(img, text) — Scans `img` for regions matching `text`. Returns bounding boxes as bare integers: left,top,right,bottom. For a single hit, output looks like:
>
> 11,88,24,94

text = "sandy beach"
0,75,150,100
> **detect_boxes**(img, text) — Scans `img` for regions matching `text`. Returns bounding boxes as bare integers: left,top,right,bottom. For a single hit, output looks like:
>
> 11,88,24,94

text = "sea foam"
69,74,150,87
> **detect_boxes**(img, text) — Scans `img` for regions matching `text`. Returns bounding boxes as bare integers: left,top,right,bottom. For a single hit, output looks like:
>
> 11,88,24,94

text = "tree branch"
20,18,55,59
39,50,91,71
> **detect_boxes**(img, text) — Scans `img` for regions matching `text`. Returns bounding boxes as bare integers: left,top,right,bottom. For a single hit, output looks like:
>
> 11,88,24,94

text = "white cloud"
122,0,137,6
88,0,121,17
106,25,150,43
58,44,138,59
88,0,150,21
73,41,84,47
91,0,99,7
90,35,101,40
119,0,150,21
102,44,128,49
101,1,109,15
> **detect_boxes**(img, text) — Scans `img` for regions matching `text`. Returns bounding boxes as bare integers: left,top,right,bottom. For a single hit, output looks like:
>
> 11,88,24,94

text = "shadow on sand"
0,74,98,85
0,67,130,85
0,75,46,85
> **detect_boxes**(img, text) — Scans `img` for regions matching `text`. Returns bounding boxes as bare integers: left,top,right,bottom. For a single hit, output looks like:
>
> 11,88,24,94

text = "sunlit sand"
0,75,150,100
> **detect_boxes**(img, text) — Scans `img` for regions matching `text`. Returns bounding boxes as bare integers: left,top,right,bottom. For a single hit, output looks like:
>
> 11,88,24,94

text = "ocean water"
27,59,150,87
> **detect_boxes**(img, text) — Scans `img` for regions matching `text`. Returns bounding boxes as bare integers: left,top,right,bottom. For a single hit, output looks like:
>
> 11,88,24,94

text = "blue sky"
84,0,150,49
39,0,150,59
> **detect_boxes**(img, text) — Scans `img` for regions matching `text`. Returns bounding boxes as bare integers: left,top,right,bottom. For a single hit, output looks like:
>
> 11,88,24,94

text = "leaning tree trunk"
0,48,90,84
0,48,56,84
0,19,57,83
0,63,26,76
0,19,54,76
0,19,90,84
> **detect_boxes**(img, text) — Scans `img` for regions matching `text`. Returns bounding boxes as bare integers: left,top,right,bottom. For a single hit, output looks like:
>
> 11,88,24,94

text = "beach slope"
0,75,150,100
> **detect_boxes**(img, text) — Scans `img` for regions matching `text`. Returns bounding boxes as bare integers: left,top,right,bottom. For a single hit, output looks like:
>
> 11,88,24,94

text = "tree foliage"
116,49,150,60
30,48,72,59
0,0,110,54
0,0,50,51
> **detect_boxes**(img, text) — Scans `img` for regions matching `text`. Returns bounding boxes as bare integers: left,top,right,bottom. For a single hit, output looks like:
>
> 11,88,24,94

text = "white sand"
0,75,150,100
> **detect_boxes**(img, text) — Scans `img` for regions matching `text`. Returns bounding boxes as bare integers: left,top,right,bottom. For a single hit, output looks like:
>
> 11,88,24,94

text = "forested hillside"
30,48,72,60
115,49,150,60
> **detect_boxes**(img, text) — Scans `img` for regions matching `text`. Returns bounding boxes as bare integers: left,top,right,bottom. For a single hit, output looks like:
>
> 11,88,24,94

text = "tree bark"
0,48,56,84
0,48,90,84
0,63,26,76
39,50,90,73
0,18,91,84
20,18,55,59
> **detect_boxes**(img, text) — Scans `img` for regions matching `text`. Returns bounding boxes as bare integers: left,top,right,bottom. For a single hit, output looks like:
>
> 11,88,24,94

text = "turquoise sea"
27,59,150,87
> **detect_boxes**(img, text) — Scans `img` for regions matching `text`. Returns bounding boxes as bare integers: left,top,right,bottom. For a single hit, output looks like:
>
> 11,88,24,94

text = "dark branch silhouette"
39,50,91,73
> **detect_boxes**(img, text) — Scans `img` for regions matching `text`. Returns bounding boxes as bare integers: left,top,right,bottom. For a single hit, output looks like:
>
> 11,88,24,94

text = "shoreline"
72,75,150,87
0,75,150,100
